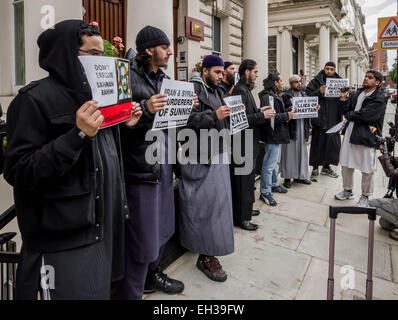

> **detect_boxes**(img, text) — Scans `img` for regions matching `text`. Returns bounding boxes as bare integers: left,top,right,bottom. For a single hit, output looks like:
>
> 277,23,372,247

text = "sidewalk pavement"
145,102,398,300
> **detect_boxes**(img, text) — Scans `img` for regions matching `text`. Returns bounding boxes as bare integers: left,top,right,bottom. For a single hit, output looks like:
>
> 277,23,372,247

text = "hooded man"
178,55,234,282
306,62,342,181
335,70,386,207
4,20,142,299
230,59,276,231
219,61,236,97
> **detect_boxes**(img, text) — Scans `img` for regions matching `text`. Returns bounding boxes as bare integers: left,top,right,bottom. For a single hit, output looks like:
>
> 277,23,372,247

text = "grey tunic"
178,153,234,256
281,92,309,180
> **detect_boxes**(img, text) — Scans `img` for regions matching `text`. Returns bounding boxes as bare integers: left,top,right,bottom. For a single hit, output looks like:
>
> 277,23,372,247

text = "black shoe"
310,169,319,182
272,185,288,194
259,192,277,206
283,179,291,189
252,209,260,216
294,179,312,185
238,220,259,231
144,271,184,294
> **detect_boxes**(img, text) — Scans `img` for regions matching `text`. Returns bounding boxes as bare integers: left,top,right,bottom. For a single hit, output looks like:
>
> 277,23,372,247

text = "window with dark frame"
268,36,277,74
13,0,25,86
212,16,221,55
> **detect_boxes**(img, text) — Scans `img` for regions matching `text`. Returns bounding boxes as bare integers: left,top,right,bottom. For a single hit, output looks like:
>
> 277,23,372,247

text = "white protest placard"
269,96,275,130
291,96,319,119
78,56,132,128
152,79,194,130
224,95,249,135
324,78,350,98
326,120,347,134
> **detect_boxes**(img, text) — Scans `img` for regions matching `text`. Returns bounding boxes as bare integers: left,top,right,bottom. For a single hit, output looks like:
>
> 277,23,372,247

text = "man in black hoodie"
335,70,386,207
4,20,141,300
306,62,342,181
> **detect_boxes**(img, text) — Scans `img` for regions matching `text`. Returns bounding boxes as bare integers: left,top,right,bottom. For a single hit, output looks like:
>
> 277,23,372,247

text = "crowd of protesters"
3,20,387,300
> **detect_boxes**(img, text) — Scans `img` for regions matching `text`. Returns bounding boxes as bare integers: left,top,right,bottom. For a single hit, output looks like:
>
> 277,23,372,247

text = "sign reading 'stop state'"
79,56,132,128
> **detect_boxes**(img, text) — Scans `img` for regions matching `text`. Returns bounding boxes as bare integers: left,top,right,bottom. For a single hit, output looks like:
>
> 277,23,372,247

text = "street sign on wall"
378,16,398,50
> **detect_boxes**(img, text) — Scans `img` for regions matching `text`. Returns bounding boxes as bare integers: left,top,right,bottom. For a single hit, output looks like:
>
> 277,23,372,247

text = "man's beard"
206,74,219,89
292,87,300,92
154,51,168,68
226,73,235,86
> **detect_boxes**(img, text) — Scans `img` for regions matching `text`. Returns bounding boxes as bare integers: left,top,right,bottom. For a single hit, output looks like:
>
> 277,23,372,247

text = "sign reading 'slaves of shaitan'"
224,95,249,135
152,79,194,130
324,78,350,98
78,56,132,128
291,96,319,119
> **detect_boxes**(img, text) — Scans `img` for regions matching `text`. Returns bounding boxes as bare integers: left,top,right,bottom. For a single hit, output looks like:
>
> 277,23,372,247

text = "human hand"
76,100,103,137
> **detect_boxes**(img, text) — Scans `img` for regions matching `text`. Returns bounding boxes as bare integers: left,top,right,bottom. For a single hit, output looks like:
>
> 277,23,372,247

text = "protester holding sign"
335,70,386,207
4,20,142,299
178,55,233,282
230,59,276,231
258,73,295,207
281,75,320,188
306,61,343,181
118,25,186,300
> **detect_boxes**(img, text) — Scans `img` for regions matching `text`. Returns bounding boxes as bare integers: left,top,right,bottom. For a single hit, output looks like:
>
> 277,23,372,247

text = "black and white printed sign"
152,79,194,131
324,78,350,98
291,96,319,119
224,95,249,135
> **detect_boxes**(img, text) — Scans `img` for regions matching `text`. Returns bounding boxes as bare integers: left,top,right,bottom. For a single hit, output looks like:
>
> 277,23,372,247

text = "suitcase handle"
329,206,377,220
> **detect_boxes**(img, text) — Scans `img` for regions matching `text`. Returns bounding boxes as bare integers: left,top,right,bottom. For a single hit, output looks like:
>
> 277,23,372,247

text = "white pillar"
316,22,331,69
126,0,174,78
243,0,268,105
298,35,305,74
330,34,338,68
350,57,357,88
0,0,12,96
278,25,293,86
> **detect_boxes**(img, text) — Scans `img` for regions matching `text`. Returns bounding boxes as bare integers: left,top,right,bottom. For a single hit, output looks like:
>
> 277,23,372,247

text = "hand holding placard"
125,102,143,127
147,94,168,114
76,100,104,137
216,106,231,120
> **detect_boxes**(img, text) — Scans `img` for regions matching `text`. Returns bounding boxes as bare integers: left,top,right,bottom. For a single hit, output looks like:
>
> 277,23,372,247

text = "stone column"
316,22,331,69
298,35,305,74
244,0,268,104
278,25,293,85
350,57,357,88
330,34,339,67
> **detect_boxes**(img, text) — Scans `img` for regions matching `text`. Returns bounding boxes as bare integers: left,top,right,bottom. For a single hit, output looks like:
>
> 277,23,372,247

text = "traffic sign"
378,16,398,50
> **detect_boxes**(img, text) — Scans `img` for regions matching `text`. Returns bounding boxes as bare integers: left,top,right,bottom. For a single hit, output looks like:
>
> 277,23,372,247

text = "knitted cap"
289,74,301,83
325,61,336,68
136,25,170,53
202,55,225,69
224,61,233,70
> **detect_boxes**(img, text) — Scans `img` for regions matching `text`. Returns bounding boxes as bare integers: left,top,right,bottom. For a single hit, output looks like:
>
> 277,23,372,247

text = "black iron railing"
0,205,18,300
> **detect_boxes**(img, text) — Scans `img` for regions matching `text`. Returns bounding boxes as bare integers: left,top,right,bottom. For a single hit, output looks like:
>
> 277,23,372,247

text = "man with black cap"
4,20,142,299
219,61,236,97
118,25,186,299
178,54,234,282
306,61,342,181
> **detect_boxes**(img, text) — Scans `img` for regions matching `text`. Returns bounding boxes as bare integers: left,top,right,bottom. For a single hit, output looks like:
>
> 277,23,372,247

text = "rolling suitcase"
327,206,377,300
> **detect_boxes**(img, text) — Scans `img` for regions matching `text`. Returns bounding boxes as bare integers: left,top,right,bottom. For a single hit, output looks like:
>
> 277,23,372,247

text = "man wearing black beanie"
118,25,185,300
219,61,236,97
306,61,342,181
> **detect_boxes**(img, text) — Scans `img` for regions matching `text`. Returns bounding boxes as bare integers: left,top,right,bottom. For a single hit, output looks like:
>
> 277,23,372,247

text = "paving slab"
392,245,398,284
297,224,392,281
235,211,309,251
295,258,398,300
259,196,328,226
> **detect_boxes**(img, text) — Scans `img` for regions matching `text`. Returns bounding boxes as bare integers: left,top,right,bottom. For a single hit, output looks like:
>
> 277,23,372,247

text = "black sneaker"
259,192,277,206
272,185,288,194
144,271,184,294
321,167,339,178
310,169,319,182
283,179,291,189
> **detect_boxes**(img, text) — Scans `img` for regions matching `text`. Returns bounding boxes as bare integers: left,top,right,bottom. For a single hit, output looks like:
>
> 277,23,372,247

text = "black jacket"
120,59,169,183
258,90,290,144
281,90,310,141
3,20,128,253
305,70,342,130
219,80,232,97
339,87,386,148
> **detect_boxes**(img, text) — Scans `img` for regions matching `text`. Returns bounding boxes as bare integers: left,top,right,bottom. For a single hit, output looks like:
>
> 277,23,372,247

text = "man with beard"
336,70,386,207
219,62,236,97
118,25,190,299
178,55,234,282
281,75,320,188
230,59,276,230
4,20,142,299
306,62,342,181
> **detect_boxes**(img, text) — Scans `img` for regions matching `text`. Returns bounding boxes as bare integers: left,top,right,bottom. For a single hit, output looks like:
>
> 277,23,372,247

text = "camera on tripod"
376,121,396,155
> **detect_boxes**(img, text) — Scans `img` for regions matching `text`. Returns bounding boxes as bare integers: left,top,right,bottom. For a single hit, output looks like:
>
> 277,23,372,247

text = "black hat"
325,61,336,68
224,61,233,70
136,25,170,53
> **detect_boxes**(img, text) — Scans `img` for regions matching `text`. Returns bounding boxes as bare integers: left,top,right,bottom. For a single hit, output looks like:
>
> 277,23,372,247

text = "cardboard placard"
324,78,350,98
152,79,194,130
224,95,249,135
78,56,132,128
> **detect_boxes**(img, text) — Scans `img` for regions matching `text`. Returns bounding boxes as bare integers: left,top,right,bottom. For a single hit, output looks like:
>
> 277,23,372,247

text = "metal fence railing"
0,205,18,300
